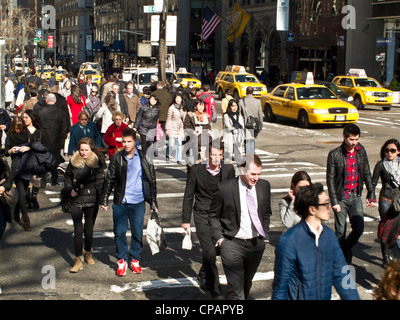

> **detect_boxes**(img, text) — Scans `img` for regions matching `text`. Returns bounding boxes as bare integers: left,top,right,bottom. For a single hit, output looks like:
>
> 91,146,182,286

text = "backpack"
198,92,217,123
378,203,400,247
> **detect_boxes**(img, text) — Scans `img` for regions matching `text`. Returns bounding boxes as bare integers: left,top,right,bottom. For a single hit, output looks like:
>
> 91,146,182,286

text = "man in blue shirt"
100,127,158,276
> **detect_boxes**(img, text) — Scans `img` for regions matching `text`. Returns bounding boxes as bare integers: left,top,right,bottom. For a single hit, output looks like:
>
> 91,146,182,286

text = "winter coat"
93,102,116,133
64,151,105,208
272,219,360,300
100,148,158,211
165,104,185,138
134,104,159,136
67,95,86,125
372,159,400,201
67,121,101,156
326,142,375,206
104,122,128,158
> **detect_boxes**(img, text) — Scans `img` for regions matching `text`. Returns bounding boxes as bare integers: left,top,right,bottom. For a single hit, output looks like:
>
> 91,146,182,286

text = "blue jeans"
378,198,392,219
112,202,146,261
167,136,182,162
334,193,364,252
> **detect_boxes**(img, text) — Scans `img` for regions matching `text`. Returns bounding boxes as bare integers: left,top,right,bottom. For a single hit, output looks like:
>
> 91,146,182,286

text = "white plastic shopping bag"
182,229,192,250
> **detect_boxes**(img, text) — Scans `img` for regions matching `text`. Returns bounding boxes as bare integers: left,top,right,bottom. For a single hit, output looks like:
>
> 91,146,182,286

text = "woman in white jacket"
165,94,186,164
223,99,244,162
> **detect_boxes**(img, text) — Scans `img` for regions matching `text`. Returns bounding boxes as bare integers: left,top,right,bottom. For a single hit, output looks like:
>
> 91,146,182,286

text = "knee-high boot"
31,187,40,209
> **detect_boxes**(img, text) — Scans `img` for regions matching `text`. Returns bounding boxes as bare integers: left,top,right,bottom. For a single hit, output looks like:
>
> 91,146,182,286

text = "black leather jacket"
327,142,375,206
100,148,158,210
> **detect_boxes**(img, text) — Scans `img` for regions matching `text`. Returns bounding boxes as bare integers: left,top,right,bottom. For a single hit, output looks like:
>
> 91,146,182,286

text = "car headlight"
365,91,372,96
349,108,358,114
310,109,328,114
347,96,353,102
388,92,393,97
242,86,248,92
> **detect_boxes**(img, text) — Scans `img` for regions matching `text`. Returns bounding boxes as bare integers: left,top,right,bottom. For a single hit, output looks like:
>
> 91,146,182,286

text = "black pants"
70,204,96,257
195,218,221,297
14,176,30,216
220,237,265,300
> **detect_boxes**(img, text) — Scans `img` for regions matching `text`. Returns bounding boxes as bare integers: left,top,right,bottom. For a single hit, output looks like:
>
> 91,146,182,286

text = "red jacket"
104,122,128,158
67,95,86,125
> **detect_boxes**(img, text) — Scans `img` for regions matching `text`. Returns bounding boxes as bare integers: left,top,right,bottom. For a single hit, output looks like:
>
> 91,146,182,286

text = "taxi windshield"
324,83,343,94
178,73,196,79
235,74,259,83
296,87,337,100
354,78,381,88
83,70,99,75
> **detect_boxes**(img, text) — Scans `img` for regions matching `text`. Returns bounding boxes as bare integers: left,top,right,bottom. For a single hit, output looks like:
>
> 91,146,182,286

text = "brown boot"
70,257,83,273
84,250,95,265
21,214,31,231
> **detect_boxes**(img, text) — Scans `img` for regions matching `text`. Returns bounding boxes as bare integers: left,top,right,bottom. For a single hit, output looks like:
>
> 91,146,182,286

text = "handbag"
0,186,18,222
378,204,400,247
155,123,164,141
242,99,262,136
146,211,167,255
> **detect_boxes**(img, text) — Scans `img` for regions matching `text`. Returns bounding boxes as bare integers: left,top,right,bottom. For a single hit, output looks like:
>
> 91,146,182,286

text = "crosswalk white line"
110,271,275,293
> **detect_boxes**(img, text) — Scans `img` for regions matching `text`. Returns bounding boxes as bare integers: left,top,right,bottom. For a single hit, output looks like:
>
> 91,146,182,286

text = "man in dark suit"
182,141,235,299
209,155,272,300
34,93,68,185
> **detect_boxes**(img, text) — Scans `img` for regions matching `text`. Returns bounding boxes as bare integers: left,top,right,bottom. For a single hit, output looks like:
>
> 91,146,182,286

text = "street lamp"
157,0,168,84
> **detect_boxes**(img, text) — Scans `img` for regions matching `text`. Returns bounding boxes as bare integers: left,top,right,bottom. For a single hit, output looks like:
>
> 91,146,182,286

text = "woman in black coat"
0,156,13,239
4,117,34,231
63,137,105,273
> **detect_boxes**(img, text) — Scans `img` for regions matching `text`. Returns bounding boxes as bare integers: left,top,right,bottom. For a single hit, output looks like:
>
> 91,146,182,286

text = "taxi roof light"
291,71,314,85
225,65,247,73
347,68,367,77
177,67,188,73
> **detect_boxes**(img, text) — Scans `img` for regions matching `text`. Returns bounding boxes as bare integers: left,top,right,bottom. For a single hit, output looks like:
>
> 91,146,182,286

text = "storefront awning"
111,40,124,53
93,41,104,53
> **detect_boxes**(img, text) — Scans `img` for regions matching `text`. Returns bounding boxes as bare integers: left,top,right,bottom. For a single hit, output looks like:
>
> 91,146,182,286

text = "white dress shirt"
235,177,259,239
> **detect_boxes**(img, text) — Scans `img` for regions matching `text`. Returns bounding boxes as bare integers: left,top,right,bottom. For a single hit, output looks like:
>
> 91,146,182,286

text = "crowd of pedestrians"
1,69,400,301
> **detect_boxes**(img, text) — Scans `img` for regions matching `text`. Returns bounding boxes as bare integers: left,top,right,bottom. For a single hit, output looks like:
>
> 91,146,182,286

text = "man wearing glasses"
272,183,360,300
326,124,376,264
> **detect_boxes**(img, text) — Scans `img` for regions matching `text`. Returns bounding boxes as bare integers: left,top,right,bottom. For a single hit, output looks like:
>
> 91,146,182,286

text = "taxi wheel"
298,110,311,129
218,88,224,100
234,90,240,101
264,105,276,122
354,96,364,110
382,106,391,111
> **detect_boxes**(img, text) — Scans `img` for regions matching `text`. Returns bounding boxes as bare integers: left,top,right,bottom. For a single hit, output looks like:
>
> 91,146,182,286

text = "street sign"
48,35,54,48
34,38,40,43
144,5,155,13
37,30,42,38
286,32,295,42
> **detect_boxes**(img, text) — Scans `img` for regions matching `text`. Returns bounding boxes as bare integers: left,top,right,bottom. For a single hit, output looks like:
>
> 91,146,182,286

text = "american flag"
201,6,222,42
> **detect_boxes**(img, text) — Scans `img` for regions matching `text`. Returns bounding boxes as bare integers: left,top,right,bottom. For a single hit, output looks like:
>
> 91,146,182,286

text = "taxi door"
283,86,296,119
269,85,288,117
335,77,355,96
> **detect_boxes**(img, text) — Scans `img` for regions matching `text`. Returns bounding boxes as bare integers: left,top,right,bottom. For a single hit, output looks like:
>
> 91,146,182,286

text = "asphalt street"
0,98,399,303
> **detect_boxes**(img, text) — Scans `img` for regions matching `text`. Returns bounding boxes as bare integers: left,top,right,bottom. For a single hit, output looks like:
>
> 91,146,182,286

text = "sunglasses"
314,202,331,209
385,148,398,154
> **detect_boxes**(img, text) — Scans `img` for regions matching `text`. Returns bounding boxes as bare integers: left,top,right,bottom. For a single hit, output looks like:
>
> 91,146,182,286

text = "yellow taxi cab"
332,69,392,111
214,65,268,100
37,66,55,79
80,67,101,84
261,72,359,128
55,68,67,82
176,68,202,89
79,62,104,77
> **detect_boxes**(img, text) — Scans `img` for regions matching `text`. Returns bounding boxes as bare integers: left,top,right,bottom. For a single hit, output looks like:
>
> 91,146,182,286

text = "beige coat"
165,104,186,138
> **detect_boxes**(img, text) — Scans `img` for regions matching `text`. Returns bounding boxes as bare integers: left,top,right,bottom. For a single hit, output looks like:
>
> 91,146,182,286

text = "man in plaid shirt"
327,124,376,264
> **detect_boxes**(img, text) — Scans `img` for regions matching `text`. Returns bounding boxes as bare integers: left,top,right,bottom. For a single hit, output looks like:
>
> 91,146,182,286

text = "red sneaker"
131,259,142,274
117,259,127,276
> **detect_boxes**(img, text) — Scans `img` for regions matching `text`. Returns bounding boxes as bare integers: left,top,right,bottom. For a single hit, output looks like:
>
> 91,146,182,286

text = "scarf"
383,156,400,187
7,131,30,147
228,111,243,129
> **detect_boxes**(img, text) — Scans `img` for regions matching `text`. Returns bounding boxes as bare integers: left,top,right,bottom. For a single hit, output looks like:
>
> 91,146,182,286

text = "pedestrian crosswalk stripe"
110,271,275,293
